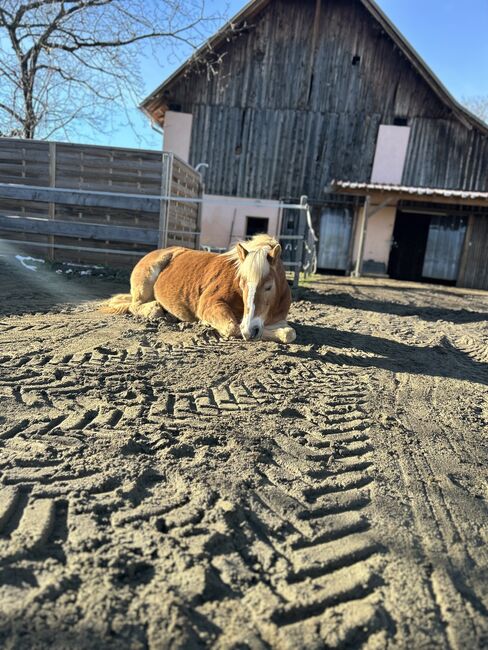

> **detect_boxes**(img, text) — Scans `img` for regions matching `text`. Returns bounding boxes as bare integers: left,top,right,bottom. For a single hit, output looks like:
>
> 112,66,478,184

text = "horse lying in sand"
101,235,296,343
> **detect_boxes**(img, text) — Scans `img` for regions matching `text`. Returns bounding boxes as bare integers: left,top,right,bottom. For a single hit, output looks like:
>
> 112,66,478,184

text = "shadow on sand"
290,321,488,386
298,286,488,324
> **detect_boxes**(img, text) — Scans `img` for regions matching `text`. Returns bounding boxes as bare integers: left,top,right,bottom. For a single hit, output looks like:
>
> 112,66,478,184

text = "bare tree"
0,0,222,140
462,95,488,124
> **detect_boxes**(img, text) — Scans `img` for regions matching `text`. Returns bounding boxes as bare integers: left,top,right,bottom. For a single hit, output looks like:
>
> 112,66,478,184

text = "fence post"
158,152,172,249
48,142,56,261
195,175,204,250
292,195,308,288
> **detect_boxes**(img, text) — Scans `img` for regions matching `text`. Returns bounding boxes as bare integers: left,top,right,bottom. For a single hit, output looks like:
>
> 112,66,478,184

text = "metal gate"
317,206,353,270
422,215,467,280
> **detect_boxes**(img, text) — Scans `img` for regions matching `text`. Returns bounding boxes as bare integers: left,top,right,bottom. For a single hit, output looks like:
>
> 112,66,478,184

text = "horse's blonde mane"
222,234,278,284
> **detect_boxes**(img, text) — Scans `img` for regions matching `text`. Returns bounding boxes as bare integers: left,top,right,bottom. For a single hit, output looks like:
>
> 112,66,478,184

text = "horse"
100,234,296,343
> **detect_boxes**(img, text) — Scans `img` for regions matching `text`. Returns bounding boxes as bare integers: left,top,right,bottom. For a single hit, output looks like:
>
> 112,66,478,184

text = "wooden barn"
141,0,488,289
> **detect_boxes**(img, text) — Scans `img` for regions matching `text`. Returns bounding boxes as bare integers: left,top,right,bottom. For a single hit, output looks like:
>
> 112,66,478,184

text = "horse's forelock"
223,234,278,284
238,248,270,284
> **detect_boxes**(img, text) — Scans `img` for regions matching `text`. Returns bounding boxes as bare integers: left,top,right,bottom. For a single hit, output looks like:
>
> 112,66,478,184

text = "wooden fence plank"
0,183,161,212
0,214,159,245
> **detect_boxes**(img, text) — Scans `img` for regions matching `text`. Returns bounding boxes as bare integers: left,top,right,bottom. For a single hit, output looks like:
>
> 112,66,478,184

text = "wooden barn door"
317,206,353,270
457,214,488,290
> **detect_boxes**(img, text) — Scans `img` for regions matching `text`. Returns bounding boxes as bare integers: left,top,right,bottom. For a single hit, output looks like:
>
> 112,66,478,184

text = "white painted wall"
163,110,193,163
200,194,281,249
371,125,411,184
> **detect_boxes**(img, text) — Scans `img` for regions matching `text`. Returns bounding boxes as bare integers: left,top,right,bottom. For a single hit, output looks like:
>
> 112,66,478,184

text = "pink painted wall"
363,206,396,268
351,204,397,274
163,111,193,163
371,125,411,184
200,194,280,249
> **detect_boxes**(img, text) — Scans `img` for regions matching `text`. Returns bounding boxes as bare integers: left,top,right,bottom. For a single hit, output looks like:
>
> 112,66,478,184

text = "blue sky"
92,0,488,150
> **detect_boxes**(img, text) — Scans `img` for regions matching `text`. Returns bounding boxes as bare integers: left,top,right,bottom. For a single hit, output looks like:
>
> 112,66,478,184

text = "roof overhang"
330,181,488,208
140,0,488,135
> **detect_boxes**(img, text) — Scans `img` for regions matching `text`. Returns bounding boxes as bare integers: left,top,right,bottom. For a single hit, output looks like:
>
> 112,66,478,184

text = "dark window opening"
246,216,269,238
393,116,408,126
168,103,182,112
352,55,361,65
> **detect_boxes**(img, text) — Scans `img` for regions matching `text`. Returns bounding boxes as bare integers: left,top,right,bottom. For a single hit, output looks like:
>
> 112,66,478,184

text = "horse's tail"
99,293,132,315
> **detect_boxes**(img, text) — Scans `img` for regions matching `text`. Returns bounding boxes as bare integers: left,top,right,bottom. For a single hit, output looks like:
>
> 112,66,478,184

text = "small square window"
393,116,408,126
246,216,269,238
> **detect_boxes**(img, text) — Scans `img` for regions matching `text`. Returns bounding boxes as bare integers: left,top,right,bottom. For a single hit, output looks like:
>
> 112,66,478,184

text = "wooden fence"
0,138,202,267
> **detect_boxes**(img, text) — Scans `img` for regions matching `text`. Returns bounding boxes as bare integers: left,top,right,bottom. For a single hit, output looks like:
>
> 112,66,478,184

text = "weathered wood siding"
159,0,487,200
457,214,488,290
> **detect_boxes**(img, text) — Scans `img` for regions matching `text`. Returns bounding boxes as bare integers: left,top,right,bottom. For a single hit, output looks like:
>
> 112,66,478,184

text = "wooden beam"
0,214,159,245
352,195,370,277
48,141,56,260
0,183,161,212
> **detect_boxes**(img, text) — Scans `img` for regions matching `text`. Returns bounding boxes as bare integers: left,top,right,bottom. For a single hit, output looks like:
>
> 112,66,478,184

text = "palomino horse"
101,235,296,343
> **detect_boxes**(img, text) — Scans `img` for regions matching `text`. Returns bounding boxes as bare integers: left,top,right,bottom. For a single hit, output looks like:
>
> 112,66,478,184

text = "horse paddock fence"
0,138,202,268
0,138,316,286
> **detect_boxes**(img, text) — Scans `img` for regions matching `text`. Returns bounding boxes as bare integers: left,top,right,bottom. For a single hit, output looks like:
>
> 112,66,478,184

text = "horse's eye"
264,285,272,291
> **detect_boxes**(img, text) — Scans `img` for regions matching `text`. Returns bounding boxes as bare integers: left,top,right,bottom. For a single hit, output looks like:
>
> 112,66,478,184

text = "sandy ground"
0,257,487,649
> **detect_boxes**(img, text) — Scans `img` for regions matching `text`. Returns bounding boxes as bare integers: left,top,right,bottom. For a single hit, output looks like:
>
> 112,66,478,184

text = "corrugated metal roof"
331,181,488,201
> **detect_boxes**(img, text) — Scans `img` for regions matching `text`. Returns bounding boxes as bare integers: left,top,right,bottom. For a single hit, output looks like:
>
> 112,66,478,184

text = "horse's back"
152,248,237,322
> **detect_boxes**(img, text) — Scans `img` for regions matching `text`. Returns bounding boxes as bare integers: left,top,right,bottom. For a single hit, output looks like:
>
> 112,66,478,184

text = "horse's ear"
236,243,249,262
267,243,282,265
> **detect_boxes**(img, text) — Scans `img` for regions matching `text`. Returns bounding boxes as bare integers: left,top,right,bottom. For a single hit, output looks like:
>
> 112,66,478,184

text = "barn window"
352,55,361,65
246,217,269,238
394,116,408,126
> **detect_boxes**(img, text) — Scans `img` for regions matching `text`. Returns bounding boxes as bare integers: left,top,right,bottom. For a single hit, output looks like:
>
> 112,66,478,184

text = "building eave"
330,180,488,207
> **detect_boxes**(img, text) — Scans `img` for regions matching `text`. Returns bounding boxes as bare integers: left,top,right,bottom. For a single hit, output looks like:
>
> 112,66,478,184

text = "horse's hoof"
282,328,297,343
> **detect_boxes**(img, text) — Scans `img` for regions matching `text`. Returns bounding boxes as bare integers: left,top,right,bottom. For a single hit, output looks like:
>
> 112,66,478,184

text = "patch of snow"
15,255,45,271
65,262,103,269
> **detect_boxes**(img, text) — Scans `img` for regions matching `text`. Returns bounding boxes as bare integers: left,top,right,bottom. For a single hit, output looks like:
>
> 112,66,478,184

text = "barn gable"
141,0,488,200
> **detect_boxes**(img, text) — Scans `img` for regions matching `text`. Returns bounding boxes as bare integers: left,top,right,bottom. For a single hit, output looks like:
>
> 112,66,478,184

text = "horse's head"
236,242,282,341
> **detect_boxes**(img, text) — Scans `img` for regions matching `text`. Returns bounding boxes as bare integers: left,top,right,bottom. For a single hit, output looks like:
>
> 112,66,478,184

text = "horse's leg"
262,320,296,343
200,301,241,339
130,251,174,310
129,300,165,320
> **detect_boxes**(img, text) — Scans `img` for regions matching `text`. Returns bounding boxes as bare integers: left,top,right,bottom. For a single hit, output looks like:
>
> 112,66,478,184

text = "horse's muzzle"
241,324,263,341
250,325,262,340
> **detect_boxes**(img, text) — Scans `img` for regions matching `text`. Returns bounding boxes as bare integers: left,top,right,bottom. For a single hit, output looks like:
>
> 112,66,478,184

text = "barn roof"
331,180,488,206
140,0,488,135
